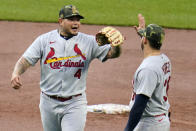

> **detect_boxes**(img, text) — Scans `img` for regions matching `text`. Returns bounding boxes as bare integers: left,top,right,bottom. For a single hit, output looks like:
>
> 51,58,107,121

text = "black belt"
42,92,82,102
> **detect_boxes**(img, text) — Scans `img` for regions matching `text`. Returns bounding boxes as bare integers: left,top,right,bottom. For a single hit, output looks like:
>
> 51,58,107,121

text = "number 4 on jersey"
74,69,82,79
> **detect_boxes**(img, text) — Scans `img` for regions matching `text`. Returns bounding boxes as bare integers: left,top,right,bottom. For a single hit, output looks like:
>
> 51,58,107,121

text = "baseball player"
11,5,123,131
124,14,171,131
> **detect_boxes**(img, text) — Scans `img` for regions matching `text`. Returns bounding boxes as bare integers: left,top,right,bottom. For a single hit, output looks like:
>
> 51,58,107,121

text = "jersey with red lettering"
23,29,111,97
129,54,171,117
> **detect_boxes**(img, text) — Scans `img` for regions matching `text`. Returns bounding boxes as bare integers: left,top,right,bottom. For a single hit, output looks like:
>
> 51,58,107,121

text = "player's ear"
58,18,63,25
143,37,148,44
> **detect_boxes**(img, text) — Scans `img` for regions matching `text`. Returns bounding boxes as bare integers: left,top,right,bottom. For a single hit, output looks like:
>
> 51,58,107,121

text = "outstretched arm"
134,14,146,35
11,57,31,89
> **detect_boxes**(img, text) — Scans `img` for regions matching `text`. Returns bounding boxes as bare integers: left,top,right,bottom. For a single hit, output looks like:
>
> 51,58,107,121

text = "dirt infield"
0,21,196,131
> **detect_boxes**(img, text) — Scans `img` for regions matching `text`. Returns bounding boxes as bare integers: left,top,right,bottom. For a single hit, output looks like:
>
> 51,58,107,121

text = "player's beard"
141,42,144,51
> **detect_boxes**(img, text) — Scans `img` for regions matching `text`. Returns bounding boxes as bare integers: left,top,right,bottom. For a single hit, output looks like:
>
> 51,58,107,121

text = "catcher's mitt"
96,26,124,46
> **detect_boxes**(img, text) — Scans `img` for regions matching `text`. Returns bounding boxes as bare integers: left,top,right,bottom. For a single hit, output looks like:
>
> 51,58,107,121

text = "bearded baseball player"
11,5,123,131
124,14,171,131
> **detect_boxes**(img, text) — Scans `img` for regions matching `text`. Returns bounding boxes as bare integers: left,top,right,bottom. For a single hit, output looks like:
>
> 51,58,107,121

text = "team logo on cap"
72,6,78,14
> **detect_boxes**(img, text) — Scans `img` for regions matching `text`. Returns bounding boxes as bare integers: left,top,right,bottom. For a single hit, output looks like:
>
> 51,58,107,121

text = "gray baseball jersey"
129,54,171,117
23,29,111,97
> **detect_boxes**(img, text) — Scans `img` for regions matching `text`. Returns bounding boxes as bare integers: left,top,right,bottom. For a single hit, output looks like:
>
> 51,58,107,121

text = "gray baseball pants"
39,92,87,131
134,114,170,131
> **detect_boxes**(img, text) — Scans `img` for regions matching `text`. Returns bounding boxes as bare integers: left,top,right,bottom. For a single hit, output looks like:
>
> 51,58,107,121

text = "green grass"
0,0,196,29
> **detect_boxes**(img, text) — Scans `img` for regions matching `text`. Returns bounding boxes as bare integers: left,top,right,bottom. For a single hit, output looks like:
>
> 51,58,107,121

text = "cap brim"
65,14,84,19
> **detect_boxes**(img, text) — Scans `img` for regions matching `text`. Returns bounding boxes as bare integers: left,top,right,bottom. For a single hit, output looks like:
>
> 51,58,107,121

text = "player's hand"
134,14,146,33
11,75,22,89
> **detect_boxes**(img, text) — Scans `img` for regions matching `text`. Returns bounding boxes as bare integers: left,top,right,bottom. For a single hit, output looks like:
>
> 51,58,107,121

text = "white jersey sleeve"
136,69,158,97
23,36,43,66
91,38,111,62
